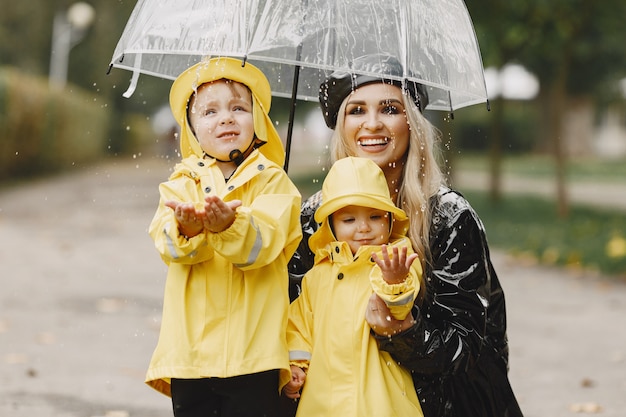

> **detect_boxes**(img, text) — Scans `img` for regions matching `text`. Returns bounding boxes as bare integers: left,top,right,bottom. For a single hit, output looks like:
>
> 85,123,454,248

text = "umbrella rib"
122,54,142,98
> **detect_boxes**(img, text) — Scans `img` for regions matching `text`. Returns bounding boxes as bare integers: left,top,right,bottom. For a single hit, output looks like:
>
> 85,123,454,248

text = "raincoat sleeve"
286,273,314,364
287,191,322,300
369,240,422,321
204,168,302,270
376,194,491,378
149,172,215,265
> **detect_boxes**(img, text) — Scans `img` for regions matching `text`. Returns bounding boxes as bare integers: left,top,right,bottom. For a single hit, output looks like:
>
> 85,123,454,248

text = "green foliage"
448,102,540,153
0,67,111,181
464,191,626,279
469,0,626,100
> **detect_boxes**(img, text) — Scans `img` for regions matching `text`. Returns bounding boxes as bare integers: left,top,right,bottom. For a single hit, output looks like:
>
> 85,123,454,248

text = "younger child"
146,57,302,417
283,156,423,417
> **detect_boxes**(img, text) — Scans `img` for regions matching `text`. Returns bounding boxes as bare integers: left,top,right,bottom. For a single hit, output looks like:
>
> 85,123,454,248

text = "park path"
0,155,624,416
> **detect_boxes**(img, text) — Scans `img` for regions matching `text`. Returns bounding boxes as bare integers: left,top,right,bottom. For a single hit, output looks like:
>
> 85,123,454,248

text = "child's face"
331,205,391,254
188,79,255,164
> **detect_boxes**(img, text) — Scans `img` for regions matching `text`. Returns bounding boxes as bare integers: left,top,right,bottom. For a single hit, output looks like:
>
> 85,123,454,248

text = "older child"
146,57,302,417
283,157,423,417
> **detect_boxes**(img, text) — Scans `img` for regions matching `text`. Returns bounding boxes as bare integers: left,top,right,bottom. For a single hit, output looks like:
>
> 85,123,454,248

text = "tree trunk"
548,66,570,218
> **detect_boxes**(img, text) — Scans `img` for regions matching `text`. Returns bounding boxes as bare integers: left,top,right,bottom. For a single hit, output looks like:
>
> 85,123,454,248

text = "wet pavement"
1,156,625,417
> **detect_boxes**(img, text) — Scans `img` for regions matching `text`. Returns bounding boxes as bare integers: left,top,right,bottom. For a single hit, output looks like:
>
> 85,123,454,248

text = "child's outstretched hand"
165,196,242,237
165,200,205,238
282,365,306,399
202,195,242,233
371,244,419,285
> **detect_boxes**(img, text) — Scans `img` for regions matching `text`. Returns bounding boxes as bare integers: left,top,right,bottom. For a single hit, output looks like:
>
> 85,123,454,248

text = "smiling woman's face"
342,82,410,171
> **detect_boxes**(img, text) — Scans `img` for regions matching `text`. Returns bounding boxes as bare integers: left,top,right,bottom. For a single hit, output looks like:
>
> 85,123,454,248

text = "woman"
288,54,523,417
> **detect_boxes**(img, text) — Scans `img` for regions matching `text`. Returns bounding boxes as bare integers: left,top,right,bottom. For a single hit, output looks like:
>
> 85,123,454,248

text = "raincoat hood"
170,56,285,166
309,157,408,253
319,54,429,129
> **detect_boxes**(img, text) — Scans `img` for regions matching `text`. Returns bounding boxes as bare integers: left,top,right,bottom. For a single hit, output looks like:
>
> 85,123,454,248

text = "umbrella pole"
284,0,311,174
284,54,302,174
284,64,300,173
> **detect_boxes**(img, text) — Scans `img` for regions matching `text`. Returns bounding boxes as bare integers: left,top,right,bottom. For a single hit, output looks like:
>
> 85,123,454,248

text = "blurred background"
1,0,625,276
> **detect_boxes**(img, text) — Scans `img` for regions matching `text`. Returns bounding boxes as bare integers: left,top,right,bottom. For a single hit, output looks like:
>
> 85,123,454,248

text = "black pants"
171,370,279,417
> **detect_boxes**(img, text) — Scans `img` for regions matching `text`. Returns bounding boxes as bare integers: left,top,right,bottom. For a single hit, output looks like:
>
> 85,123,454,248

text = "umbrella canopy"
111,0,486,109
110,0,488,168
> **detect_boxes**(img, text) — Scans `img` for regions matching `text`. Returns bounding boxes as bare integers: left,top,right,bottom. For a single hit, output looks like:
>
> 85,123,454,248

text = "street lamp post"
49,2,95,89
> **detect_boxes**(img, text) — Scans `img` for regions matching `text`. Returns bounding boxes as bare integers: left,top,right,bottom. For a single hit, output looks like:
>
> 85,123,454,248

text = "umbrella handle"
284,62,301,174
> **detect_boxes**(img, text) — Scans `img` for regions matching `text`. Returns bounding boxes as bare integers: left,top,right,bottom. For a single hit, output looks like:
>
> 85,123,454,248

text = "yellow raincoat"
145,57,302,397
287,157,424,416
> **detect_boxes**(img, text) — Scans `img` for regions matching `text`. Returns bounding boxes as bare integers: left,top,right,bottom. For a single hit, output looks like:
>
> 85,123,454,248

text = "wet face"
342,83,410,173
331,205,391,254
188,79,255,166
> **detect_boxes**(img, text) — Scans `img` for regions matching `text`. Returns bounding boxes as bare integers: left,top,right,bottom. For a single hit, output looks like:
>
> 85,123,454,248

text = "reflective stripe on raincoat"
146,152,301,396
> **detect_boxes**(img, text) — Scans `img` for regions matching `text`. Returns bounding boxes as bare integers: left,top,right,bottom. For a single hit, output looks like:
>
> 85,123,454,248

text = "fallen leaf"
37,331,56,345
569,402,603,413
96,298,125,313
580,378,595,388
4,353,28,364
104,411,130,417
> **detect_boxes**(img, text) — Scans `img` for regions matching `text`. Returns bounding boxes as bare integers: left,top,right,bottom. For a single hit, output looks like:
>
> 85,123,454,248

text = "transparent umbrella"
110,0,488,169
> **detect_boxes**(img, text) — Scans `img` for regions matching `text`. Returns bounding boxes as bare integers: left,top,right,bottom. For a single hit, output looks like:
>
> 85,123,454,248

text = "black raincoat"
288,186,523,417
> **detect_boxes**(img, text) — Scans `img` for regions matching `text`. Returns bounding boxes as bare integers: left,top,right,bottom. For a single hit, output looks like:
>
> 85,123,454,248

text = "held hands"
365,293,416,337
371,244,419,285
282,365,306,399
165,195,242,238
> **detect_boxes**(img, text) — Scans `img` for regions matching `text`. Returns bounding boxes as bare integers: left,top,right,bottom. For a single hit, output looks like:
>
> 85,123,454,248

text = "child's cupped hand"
165,196,242,237
165,200,205,238
202,195,242,233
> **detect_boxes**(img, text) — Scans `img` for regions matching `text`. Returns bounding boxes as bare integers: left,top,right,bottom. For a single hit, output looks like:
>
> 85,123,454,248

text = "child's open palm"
165,195,242,237
371,245,418,285
202,195,242,233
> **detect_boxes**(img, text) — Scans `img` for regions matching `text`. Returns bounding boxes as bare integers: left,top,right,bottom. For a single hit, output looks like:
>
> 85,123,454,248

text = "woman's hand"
365,293,415,337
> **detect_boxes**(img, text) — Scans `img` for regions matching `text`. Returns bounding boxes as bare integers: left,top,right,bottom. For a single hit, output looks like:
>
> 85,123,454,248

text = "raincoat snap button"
337,272,344,280
227,185,234,191
204,186,211,193
335,246,340,253
198,161,205,167
257,164,265,171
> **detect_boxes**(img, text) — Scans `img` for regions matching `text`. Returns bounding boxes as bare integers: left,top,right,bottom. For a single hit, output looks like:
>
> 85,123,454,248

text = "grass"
292,153,626,280
455,153,626,183
463,190,626,279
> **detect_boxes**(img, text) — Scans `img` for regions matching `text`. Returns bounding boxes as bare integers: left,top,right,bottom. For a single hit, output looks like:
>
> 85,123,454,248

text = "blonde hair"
330,90,444,265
